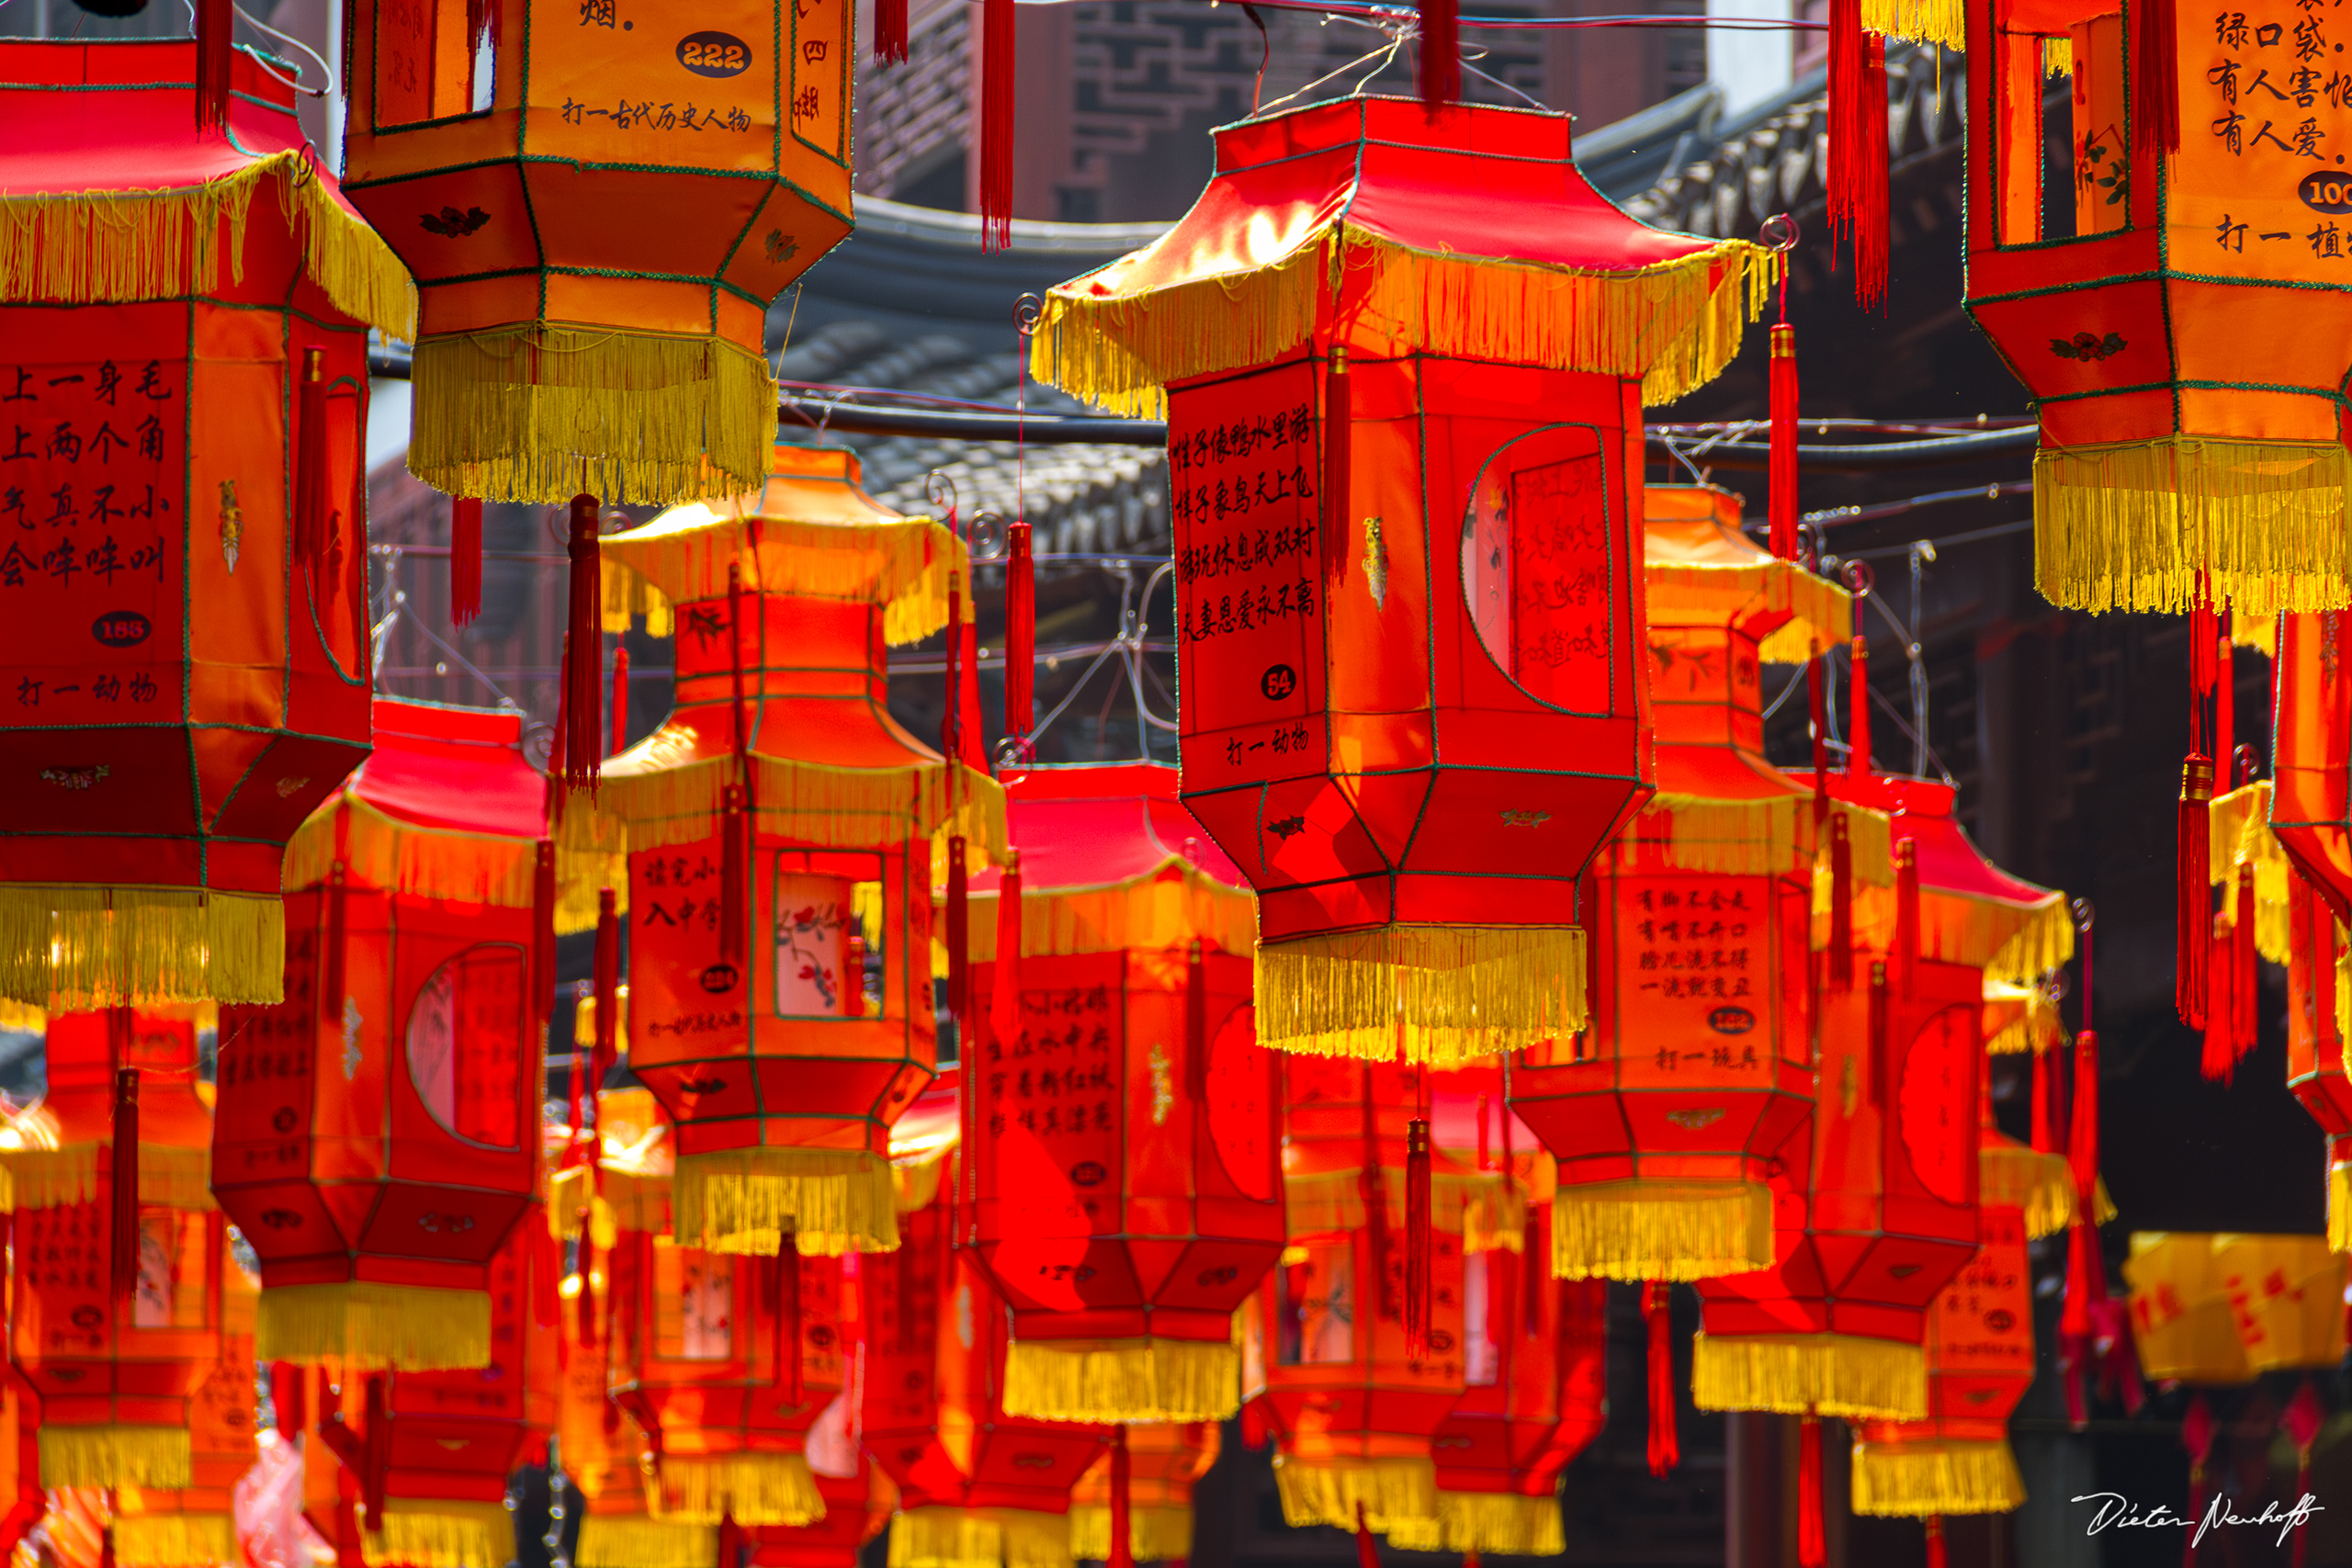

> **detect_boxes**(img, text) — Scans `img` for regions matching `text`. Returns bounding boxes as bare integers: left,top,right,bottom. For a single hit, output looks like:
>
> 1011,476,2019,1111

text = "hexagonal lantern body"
215,699,549,1370
1032,97,1776,1067
0,43,409,1011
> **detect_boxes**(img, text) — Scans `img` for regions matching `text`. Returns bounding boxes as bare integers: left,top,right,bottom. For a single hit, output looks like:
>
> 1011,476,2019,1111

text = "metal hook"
1012,293,1044,339
968,510,1010,563
926,470,960,535
1841,558,1875,598
2069,897,2096,934
1758,213,1801,254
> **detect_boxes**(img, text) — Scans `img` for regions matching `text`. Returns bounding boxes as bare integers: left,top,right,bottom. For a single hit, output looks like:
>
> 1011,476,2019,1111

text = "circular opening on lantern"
1460,423,1617,715
406,942,529,1150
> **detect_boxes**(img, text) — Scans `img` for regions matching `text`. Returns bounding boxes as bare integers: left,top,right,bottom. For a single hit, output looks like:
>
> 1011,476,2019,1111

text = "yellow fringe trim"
1066,1506,1192,1562
1983,980,2064,1055
1031,226,1775,419
363,1502,513,1568
960,867,1256,964
889,1508,1070,1568
111,1513,236,1568
1001,1337,1238,1423
1271,1455,1438,1533
2211,782,2292,964
555,847,631,939
1860,0,1962,46
1464,1174,1530,1253
407,324,775,507
2332,1161,2352,1253
561,754,1008,871
894,1145,951,1213
39,1427,191,1489
284,796,539,908
255,1280,492,1371
4,1145,212,1211
1552,1179,1774,1281
1646,558,1853,664
1286,1168,1510,1241
2032,436,2352,618
672,1147,900,1256
650,1453,822,1528
1981,1139,2076,1240
0,149,414,338
1252,924,1585,1065
2044,33,2074,73
1385,1491,1565,1556
1984,895,2076,985
1630,795,1814,877
1690,1331,1928,1420
0,886,283,1010
602,516,970,649
577,1515,716,1568
0,997,41,1032
1849,1438,2027,1517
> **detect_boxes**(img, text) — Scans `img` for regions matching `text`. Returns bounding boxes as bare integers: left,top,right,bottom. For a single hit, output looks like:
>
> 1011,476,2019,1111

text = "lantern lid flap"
1644,485,1851,662
605,447,971,647
0,41,416,338
1031,96,1777,417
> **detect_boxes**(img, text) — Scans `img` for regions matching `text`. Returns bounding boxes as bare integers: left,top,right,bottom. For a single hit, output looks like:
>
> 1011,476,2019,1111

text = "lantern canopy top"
1030,96,1777,416
0,40,415,337
1644,484,1851,662
977,762,1247,894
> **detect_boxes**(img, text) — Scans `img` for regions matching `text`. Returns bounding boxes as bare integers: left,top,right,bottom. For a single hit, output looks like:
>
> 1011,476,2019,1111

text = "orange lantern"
0,42,410,1010
215,697,549,1370
1031,98,1777,1067
1065,1425,1217,1564
964,761,1278,1425
1956,0,2352,617
575,446,1001,1258
298,1208,557,1568
1510,485,1853,1281
6,1009,227,1495
339,0,849,506
863,1080,1105,1568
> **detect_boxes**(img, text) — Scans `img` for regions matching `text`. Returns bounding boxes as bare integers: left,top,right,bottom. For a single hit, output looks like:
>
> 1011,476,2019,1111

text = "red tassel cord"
1107,1427,1135,1568
2134,0,2181,156
195,0,232,132
109,1016,139,1308
2181,1396,2216,1565
1847,635,1872,777
1827,0,1889,307
2233,861,2258,1057
271,1362,308,1439
772,1249,803,1408
874,0,910,63
610,645,630,756
1925,1517,1948,1568
1868,960,1889,1107
1418,0,1459,108
956,614,985,771
1353,1503,1381,1568
1005,519,1035,740
978,0,1015,251
1796,1416,1826,1568
717,1515,742,1568
2177,756,2213,1027
2284,1380,2324,1568
2200,910,2238,1083
1894,837,1918,1003
946,836,970,1025
1405,1117,1432,1359
1323,345,1351,584
594,887,619,1079
944,573,966,766
2062,1025,2101,1426
1768,323,1799,561
1644,1281,1678,1477
576,1226,600,1350
989,851,1023,1051
1829,813,1854,989
718,785,748,968
561,496,605,789
450,497,482,626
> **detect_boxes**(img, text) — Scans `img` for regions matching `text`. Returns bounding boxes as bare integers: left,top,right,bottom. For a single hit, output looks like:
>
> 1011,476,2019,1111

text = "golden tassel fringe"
285,797,539,908
1647,558,1852,664
1630,795,1813,878
1552,1179,1773,1281
1981,1139,2076,1239
893,1145,951,1214
577,1516,717,1568
39,1427,191,1489
1066,1506,1193,1562
1030,226,1773,419
2032,436,2352,618
111,1514,236,1568
1690,1331,1928,1420
1286,1168,1510,1241
672,1147,899,1256
1860,0,1962,45
255,1281,492,1371
2211,782,2293,964
1252,924,1585,1066
555,848,631,938
650,1453,822,1528
888,1506,1072,1568
1984,895,2075,985
0,886,282,1010
1463,1175,1529,1253
1272,1455,1438,1533
601,517,970,649
1983,981,2064,1056
1849,1438,2027,1517
4,1144,212,1211
1001,1337,1238,1423
408,324,775,507
2332,1161,2352,1253
1385,1491,1565,1556
364,1502,513,1568
0,149,414,338
960,867,1257,965
2043,34,2075,73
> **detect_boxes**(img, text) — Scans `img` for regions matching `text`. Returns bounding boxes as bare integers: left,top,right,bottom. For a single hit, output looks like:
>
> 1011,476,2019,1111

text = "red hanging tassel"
1829,813,1854,989
1644,1281,1678,1477
1847,636,1871,777
1006,520,1035,739
1418,0,1459,109
1768,324,1799,561
1405,1118,1432,1359
2133,0,2181,156
2284,1380,2324,1568
957,617,985,771
577,1227,600,1349
1828,0,1889,308
2031,1041,2057,1155
1796,1416,1826,1568
610,646,630,756
717,1514,743,1568
989,852,1023,1049
1352,1503,1381,1568
946,837,970,1024
2201,912,2237,1083
1185,938,1208,1100
195,0,233,132
1894,838,1918,1002
978,0,1015,251
2214,624,2235,789
2062,1027,2101,1349
1323,345,1352,584
1239,1397,1270,1451
844,933,867,1018
271,1361,307,1439
1868,960,1889,1106
594,887,619,1071
561,497,604,789
2181,1396,2215,1566
296,348,327,573
874,0,910,63
450,497,483,626
2177,754,2213,1027
363,1375,390,1521
109,1015,139,1307
1925,1517,1948,1568
719,784,748,968
773,1249,803,1407
2234,862,2259,1056
944,573,966,764
1107,1427,1135,1568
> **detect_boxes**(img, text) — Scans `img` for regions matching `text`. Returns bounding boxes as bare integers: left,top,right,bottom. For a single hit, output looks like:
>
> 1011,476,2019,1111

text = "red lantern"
578,446,1001,1258
1066,1424,1217,1563
1510,486,1851,1281
0,42,409,1010
109,1252,258,1568
863,1080,1107,1568
964,762,1278,1424
1031,99,1777,1066
215,698,550,1369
